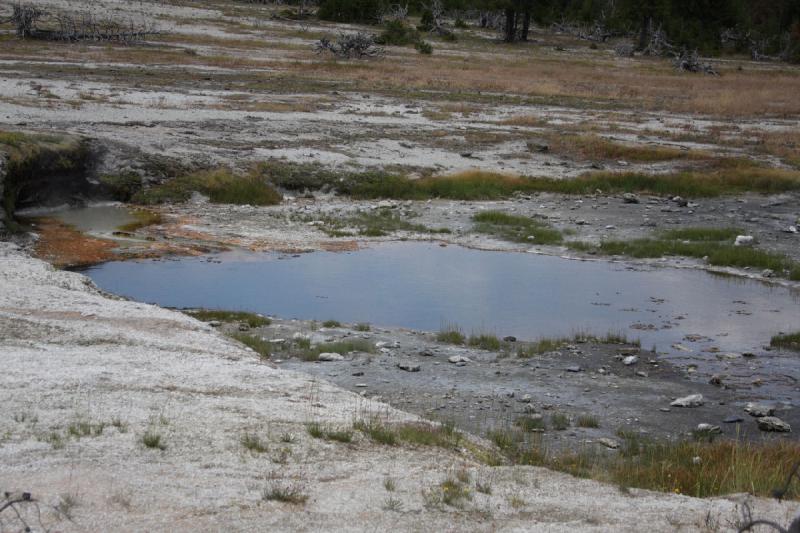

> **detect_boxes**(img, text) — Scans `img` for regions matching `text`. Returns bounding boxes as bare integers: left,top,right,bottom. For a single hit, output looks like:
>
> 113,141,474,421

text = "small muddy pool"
20,203,137,238
82,242,799,357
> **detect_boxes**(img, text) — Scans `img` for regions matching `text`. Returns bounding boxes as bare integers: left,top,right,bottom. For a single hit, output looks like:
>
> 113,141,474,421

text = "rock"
761,269,775,278
692,456,702,465
448,355,470,364
419,349,435,357
238,323,250,331
696,423,721,434
526,141,549,153
636,371,648,378
565,365,582,373
671,394,704,408
734,235,754,246
708,375,722,386
622,193,640,204
520,394,532,403
208,320,222,327
622,356,638,366
318,352,344,362
785,226,798,234
597,438,619,449
757,416,791,432
397,361,420,372
723,416,743,424
744,402,774,417
503,336,517,342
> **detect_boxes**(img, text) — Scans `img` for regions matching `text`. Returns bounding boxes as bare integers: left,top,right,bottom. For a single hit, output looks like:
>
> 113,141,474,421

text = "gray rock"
723,416,743,424
448,355,470,364
734,235,754,246
397,361,420,372
757,416,791,432
526,141,549,153
419,349,435,357
744,402,774,417
503,336,517,342
597,438,620,449
622,355,638,366
708,375,722,386
238,323,250,331
318,352,344,362
622,193,640,204
696,423,721,434
670,394,704,408
761,269,775,278
208,320,222,327
565,365,582,373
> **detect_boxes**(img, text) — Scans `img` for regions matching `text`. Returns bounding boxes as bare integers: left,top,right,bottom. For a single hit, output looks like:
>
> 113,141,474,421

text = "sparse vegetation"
241,432,269,453
141,431,166,451
577,415,600,429
771,332,800,351
354,323,371,331
437,323,465,345
296,339,375,361
468,333,502,351
572,232,800,280
231,333,271,359
306,422,353,443
472,210,563,245
515,415,546,432
322,319,341,328
550,413,570,431
183,309,271,328
134,168,281,206
262,478,308,505
353,418,462,449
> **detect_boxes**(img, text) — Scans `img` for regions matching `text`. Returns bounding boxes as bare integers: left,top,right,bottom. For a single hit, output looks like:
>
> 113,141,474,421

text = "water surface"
82,242,799,356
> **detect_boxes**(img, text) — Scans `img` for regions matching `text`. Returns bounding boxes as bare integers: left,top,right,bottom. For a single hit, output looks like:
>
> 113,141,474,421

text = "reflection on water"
82,242,800,357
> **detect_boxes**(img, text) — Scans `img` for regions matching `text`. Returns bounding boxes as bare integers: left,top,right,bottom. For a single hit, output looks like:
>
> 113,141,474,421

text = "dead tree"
6,2,161,43
314,32,384,59
673,49,718,75
420,0,454,39
380,3,409,23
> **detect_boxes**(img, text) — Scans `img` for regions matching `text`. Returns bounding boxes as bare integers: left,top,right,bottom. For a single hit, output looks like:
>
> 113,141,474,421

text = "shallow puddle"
81,242,799,356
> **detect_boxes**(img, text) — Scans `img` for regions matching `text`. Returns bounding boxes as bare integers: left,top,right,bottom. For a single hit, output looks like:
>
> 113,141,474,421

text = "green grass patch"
472,210,563,245
437,323,465,345
659,227,742,241
584,236,800,280
306,422,353,443
771,332,800,351
241,433,269,453
518,331,638,357
322,319,341,328
550,413,570,431
184,309,271,328
492,427,800,499
135,168,282,206
353,419,461,449
467,333,502,351
230,333,272,359
577,415,600,428
141,431,166,450
515,415,546,432
320,208,450,237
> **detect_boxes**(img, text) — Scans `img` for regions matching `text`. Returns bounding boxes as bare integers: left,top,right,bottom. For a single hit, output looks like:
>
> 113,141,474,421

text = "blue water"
82,242,799,354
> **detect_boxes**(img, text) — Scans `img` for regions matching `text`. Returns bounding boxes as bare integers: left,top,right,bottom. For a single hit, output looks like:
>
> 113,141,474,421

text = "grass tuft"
241,433,269,453
141,431,166,450
468,333,502,351
770,332,800,351
437,323,465,345
135,168,282,206
184,309,271,328
231,333,271,359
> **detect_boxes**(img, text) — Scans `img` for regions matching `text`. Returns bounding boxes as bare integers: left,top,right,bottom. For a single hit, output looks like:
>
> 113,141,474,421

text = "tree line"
314,0,800,61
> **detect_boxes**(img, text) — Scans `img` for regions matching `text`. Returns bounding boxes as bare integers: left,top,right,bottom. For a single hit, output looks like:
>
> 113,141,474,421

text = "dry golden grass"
545,134,709,162
2,20,800,119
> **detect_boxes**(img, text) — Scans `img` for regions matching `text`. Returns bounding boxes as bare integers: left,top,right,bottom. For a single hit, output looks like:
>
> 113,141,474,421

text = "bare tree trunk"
520,11,530,41
504,8,516,43
637,14,651,51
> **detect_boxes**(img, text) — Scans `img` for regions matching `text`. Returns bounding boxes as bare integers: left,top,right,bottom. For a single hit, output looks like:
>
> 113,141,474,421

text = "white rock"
734,235,754,246
744,402,774,417
622,356,638,366
318,352,344,362
448,355,470,364
597,438,619,449
757,416,791,432
671,394,704,408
